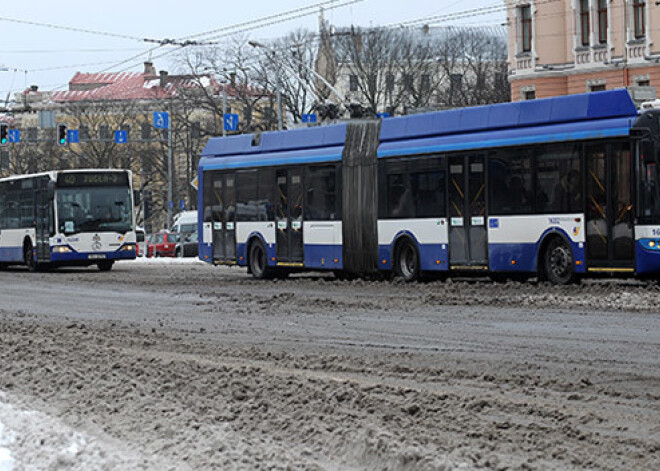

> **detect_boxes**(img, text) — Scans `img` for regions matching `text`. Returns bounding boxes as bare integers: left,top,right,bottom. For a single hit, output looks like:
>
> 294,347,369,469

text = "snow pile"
130,256,205,265
0,392,165,470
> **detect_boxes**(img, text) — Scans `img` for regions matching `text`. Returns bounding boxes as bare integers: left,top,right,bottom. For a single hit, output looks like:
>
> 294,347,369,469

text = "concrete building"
506,0,660,103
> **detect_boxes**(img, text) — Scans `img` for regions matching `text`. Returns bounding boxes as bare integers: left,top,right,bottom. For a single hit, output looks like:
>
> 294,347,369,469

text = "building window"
349,74,358,92
403,74,414,91
580,0,590,46
79,125,90,140
523,90,536,100
520,5,532,53
597,0,608,44
637,79,650,87
590,84,606,92
633,0,645,39
99,125,110,140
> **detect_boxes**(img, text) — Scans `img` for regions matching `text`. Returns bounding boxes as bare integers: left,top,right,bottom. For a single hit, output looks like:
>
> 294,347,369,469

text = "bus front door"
586,143,634,270
276,168,304,264
34,188,50,263
448,154,488,269
211,173,237,262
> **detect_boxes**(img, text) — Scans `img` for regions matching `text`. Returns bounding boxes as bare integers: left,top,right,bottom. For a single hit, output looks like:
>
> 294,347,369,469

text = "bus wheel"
249,240,271,279
97,261,114,271
543,237,575,285
395,239,420,282
24,242,37,272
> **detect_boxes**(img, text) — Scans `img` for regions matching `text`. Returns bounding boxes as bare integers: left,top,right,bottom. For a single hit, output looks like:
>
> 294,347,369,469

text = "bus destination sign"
57,172,129,187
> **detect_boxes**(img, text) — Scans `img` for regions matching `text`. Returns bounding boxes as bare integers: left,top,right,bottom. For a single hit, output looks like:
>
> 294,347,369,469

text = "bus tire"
24,241,37,272
394,238,420,282
248,239,271,279
542,236,575,285
97,261,114,271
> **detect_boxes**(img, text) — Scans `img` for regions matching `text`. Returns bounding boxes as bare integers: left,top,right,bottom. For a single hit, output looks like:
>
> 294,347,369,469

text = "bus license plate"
88,254,106,260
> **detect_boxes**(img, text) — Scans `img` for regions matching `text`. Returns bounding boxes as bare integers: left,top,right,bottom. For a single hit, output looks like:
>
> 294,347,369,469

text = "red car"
147,232,181,257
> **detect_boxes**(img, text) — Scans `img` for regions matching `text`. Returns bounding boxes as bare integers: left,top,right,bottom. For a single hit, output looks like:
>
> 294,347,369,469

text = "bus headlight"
120,244,136,251
52,246,73,253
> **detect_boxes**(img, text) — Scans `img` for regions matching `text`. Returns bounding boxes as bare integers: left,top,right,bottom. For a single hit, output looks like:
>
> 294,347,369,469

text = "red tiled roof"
52,71,222,103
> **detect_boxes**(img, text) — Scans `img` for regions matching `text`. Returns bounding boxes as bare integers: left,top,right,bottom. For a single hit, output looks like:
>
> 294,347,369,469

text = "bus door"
276,168,304,264
586,143,634,269
34,187,50,262
448,154,488,268
211,173,237,262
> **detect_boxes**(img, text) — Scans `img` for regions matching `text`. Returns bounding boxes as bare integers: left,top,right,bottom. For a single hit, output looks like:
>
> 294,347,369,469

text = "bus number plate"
88,254,107,260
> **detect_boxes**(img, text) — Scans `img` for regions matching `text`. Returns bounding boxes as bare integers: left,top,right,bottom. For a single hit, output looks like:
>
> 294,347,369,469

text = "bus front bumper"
49,244,136,262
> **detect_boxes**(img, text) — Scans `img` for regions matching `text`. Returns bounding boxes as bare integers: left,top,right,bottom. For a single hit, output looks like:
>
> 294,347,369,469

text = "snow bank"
129,256,205,265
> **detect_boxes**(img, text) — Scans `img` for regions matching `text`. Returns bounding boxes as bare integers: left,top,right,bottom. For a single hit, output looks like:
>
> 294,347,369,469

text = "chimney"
144,61,156,75
159,70,169,88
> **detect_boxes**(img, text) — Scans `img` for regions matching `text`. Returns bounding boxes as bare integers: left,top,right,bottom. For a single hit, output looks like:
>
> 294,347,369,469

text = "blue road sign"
153,112,169,129
169,200,174,209
302,114,317,123
223,113,239,132
8,129,20,143
114,130,128,144
180,199,186,210
377,112,390,119
67,130,79,144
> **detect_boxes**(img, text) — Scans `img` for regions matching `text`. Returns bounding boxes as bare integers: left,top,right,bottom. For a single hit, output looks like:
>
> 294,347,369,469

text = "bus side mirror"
47,181,56,200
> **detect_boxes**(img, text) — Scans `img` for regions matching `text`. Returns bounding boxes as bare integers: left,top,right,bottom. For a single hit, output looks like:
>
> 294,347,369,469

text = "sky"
0,0,506,102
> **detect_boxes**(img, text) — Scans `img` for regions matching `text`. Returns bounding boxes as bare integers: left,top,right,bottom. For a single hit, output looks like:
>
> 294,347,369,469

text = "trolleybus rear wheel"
395,239,420,282
543,237,575,285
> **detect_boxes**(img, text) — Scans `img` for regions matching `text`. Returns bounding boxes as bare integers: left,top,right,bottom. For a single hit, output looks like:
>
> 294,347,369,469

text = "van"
171,210,197,235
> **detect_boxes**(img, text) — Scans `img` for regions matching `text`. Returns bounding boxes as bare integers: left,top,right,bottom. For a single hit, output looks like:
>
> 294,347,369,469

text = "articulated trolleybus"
0,169,136,271
198,90,660,284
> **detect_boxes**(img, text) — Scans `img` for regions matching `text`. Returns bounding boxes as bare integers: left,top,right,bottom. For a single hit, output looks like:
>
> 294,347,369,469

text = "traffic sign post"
302,114,317,124
67,130,79,144
223,114,239,132
114,130,128,144
8,129,20,143
153,112,169,129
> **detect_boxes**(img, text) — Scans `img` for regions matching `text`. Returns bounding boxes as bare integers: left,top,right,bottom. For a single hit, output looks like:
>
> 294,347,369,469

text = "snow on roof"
52,71,220,103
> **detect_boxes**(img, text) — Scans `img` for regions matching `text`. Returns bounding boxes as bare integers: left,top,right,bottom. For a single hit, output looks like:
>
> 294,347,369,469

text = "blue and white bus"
198,90,660,284
0,169,137,271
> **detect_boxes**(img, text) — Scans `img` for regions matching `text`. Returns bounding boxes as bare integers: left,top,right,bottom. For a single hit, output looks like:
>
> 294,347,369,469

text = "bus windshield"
56,186,132,234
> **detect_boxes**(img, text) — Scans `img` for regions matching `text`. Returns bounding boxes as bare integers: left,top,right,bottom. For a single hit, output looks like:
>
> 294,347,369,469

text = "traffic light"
0,123,8,146
57,123,67,146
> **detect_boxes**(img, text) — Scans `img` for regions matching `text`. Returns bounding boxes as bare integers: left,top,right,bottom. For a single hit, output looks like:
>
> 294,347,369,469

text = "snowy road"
1,261,660,470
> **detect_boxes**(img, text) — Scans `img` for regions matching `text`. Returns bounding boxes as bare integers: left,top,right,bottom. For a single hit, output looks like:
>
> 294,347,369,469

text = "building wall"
507,0,660,101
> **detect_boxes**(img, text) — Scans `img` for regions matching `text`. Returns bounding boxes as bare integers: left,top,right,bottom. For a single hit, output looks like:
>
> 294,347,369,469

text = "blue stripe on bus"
635,241,660,274
378,243,449,272
50,250,135,262
304,244,342,269
202,153,342,171
378,127,631,158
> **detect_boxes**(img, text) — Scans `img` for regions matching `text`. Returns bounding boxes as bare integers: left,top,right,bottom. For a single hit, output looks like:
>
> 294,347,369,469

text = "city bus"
198,89,660,284
0,169,137,271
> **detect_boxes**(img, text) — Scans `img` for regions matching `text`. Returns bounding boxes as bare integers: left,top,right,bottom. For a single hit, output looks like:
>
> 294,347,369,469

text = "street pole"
167,116,173,230
222,84,227,137
276,77,283,131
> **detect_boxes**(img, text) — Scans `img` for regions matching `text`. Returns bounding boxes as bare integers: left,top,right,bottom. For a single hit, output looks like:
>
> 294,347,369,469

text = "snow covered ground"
0,392,164,470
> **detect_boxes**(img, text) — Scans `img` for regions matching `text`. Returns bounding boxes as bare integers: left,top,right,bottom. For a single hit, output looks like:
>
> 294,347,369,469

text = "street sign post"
8,129,20,143
67,130,79,144
223,114,239,132
153,112,169,129
302,113,317,123
114,130,127,144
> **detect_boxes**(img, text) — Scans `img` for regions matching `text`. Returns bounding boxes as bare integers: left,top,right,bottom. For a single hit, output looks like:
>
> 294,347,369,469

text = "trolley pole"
167,118,173,230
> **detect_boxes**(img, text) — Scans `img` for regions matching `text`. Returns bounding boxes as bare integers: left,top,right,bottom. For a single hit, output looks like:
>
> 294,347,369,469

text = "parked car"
147,232,181,257
175,231,198,258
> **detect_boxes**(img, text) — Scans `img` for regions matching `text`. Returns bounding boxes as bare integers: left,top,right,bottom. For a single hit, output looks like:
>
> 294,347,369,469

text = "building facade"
507,0,660,102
